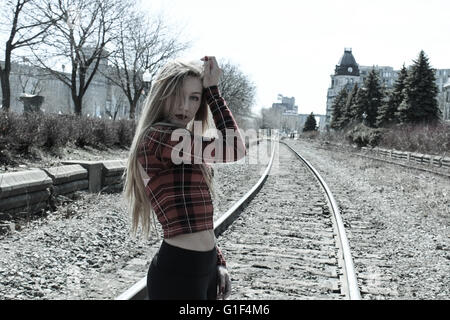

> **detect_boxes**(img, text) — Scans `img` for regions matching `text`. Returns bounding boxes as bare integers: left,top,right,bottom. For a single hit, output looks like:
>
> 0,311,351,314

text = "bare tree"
103,10,188,119
29,0,127,115
18,73,43,95
15,57,45,95
105,89,126,120
218,60,256,120
0,0,58,111
261,107,281,129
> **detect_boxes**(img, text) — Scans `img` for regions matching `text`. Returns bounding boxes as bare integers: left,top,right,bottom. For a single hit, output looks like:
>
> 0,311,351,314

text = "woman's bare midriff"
164,229,216,252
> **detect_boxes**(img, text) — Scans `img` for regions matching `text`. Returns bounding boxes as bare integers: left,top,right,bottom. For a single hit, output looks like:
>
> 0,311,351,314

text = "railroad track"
116,138,360,300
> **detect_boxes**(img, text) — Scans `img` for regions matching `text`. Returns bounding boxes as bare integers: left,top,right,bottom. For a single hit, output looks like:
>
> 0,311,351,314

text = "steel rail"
115,138,277,300
281,141,361,300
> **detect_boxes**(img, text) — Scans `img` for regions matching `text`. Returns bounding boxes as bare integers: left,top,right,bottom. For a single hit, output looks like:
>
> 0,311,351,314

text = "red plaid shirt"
137,86,246,266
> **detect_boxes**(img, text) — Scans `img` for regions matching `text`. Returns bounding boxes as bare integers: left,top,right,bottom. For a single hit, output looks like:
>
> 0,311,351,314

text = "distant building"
297,114,327,132
262,94,326,132
0,49,139,119
359,65,398,88
442,78,450,120
271,95,298,114
436,69,450,92
326,48,450,128
326,48,361,129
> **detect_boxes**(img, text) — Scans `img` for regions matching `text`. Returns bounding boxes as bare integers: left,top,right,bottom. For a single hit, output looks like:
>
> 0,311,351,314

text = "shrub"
0,110,13,137
115,118,135,148
0,111,13,164
8,112,42,154
379,122,450,154
73,116,95,148
72,116,129,149
91,118,117,149
0,110,136,163
299,130,320,140
345,123,384,148
36,113,72,150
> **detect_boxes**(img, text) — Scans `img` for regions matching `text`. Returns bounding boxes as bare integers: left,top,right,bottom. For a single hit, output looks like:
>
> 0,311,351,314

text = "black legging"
147,240,218,300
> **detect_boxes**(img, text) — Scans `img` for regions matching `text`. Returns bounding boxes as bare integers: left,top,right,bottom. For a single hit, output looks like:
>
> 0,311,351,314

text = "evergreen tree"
342,83,359,128
377,64,408,127
396,50,440,124
330,88,348,130
396,99,410,124
376,88,393,126
303,112,317,132
349,86,366,122
363,68,384,127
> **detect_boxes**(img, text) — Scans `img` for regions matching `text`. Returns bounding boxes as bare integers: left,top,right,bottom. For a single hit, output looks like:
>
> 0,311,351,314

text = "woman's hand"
201,56,223,88
216,265,231,300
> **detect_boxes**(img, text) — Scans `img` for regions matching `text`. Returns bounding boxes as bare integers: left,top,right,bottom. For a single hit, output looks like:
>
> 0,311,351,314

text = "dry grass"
378,122,450,155
312,121,450,156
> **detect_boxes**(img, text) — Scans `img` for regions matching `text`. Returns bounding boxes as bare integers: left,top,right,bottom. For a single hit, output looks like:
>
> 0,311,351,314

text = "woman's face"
163,76,203,127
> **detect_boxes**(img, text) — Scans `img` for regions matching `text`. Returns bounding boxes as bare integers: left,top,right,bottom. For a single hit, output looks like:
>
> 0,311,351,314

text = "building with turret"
325,48,450,129
326,48,361,128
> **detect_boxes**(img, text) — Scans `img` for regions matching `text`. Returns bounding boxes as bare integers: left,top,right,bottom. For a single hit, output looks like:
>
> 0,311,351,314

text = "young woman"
122,56,246,300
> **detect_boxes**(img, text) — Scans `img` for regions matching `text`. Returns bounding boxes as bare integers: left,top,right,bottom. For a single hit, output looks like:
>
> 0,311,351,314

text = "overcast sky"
141,0,450,116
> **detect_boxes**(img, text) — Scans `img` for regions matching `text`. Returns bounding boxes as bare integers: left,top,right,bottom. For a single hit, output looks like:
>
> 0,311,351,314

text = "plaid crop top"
137,86,246,266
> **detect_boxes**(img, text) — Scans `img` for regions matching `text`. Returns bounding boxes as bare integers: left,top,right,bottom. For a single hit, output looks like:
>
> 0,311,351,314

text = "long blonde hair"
122,59,214,239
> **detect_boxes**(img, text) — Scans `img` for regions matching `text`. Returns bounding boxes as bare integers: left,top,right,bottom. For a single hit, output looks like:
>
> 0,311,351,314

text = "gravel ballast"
1,138,448,300
0,143,268,300
285,139,449,300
